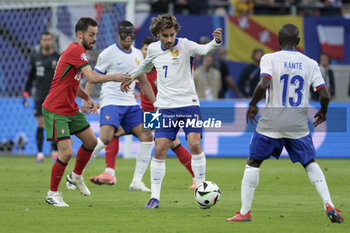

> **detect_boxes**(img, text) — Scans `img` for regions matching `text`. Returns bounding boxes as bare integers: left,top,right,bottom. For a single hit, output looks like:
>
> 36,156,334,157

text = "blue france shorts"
100,105,143,133
249,131,316,165
154,105,202,140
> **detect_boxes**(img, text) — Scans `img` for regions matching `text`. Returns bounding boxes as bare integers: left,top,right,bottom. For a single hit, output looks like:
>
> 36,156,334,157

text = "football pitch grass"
0,156,348,233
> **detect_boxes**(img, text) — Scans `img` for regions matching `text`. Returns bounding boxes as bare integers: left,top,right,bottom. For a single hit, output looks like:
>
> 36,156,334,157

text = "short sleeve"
259,54,272,80
66,45,90,71
311,63,326,92
94,51,109,74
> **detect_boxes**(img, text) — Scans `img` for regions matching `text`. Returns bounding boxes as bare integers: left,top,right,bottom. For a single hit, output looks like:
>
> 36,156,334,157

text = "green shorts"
42,107,90,141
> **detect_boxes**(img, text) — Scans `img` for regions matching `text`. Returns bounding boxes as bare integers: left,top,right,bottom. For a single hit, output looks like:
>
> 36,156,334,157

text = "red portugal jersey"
42,43,90,116
139,68,157,112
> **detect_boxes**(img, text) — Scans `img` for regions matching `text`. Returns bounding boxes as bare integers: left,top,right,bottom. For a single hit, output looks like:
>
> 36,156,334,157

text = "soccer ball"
195,181,221,207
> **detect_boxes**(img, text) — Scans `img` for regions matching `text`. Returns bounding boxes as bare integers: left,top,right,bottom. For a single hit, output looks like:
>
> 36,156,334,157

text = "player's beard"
163,41,174,50
82,37,95,50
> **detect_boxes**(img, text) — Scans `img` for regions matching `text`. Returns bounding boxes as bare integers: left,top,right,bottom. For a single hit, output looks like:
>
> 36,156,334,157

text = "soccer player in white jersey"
226,24,343,223
83,21,156,192
122,14,222,209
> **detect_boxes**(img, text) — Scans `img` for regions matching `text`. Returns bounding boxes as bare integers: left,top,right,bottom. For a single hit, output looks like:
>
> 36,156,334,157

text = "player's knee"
170,142,180,151
84,137,98,150
188,141,202,155
99,134,112,145
140,131,153,142
153,146,167,158
59,149,73,162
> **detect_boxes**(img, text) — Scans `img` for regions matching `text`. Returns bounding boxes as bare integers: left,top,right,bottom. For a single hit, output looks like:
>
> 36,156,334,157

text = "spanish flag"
228,16,304,63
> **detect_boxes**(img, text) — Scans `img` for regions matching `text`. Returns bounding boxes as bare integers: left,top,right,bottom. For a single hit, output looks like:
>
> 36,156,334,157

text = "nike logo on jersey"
116,62,123,65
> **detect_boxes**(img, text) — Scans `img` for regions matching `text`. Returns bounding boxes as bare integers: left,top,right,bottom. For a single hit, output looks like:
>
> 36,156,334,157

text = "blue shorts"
154,106,202,140
100,105,142,133
250,132,316,165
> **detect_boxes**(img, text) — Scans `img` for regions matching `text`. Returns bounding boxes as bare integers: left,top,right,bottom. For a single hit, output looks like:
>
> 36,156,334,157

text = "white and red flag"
317,25,345,59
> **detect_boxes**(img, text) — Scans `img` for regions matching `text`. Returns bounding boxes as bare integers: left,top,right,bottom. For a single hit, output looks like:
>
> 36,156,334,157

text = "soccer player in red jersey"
42,17,130,207
89,37,196,189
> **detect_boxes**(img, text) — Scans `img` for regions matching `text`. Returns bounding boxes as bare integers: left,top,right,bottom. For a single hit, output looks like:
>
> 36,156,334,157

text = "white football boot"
45,191,69,207
66,172,90,196
129,181,151,192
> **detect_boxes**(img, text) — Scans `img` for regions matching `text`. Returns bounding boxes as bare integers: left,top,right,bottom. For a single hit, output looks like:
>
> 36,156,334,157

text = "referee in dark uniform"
23,31,60,162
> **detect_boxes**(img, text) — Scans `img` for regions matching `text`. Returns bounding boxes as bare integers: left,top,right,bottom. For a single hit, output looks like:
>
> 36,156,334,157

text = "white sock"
150,158,165,200
191,152,206,184
240,165,260,215
132,141,153,184
85,137,106,169
105,168,115,176
305,162,334,210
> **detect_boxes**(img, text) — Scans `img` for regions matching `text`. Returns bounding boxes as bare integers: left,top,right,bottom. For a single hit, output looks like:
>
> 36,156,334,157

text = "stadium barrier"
0,98,348,158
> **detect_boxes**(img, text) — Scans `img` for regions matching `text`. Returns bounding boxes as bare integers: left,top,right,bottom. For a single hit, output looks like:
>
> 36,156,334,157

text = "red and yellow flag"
228,16,304,63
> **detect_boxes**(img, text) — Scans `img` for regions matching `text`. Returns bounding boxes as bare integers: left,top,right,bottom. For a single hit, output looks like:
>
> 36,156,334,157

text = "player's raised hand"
212,28,222,43
313,110,326,127
114,73,131,82
246,105,259,125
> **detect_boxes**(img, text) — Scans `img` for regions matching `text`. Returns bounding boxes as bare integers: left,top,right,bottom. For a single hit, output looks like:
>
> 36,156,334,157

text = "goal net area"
0,0,134,155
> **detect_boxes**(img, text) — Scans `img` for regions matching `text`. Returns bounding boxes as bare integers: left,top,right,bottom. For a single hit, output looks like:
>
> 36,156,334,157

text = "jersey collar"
116,43,132,54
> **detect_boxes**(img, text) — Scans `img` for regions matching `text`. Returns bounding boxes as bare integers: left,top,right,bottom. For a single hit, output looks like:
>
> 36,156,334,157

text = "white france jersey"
131,38,221,109
256,50,325,139
94,43,143,107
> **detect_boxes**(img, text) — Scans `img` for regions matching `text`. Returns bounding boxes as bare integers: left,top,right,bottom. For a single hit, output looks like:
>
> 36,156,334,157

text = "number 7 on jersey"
163,65,168,78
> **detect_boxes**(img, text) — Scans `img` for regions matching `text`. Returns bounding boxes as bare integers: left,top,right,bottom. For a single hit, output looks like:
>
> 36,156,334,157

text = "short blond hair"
149,14,180,37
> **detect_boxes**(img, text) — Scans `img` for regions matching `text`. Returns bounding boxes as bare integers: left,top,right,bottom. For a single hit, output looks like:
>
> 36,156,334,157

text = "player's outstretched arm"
138,74,156,104
189,28,222,57
247,76,271,124
121,59,154,93
313,87,330,127
81,65,131,83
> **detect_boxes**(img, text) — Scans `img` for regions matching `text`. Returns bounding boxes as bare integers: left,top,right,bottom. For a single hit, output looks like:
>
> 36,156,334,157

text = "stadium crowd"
145,0,349,16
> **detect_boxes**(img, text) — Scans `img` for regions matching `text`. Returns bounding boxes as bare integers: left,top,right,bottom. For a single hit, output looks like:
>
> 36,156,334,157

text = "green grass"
0,156,348,233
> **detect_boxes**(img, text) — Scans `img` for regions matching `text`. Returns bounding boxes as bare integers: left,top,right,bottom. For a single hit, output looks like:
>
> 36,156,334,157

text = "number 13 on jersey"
280,74,304,107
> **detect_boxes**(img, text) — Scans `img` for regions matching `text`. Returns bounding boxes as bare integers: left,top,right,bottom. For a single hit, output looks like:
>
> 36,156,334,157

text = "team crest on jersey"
81,53,88,61
106,115,110,120
135,58,140,66
60,128,66,135
170,48,179,57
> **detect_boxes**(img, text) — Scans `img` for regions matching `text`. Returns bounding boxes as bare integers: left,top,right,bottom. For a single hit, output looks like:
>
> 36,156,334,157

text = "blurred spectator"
151,0,171,13
253,0,292,14
299,0,323,16
238,48,264,98
193,36,211,69
174,0,209,14
311,52,335,101
233,0,254,15
211,0,231,15
253,0,275,14
194,55,221,100
216,46,243,98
